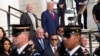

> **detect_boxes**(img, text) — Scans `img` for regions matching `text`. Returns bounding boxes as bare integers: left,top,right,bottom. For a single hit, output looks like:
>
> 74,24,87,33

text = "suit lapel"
26,13,38,29
26,13,32,22
49,46,55,56
10,48,19,56
33,14,38,28
36,38,44,50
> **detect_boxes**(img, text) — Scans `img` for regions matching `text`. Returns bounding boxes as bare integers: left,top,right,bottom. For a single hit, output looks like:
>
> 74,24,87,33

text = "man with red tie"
41,1,59,38
43,34,60,56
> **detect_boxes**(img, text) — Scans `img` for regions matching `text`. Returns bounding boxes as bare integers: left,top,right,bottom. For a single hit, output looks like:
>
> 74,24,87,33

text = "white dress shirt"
28,12,36,30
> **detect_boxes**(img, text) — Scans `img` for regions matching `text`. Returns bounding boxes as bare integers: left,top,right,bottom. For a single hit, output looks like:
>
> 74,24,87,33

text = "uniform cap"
63,25,82,38
10,24,30,37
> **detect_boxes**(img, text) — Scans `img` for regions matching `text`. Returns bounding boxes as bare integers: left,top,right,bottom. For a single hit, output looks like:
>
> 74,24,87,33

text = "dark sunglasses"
51,39,58,41
59,30,64,32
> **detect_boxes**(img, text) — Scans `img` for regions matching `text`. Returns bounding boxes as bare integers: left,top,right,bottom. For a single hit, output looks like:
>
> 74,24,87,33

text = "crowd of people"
1,0,100,56
0,25,91,56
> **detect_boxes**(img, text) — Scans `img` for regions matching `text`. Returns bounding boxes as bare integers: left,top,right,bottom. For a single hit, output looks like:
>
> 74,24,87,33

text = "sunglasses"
51,39,58,41
59,30,64,32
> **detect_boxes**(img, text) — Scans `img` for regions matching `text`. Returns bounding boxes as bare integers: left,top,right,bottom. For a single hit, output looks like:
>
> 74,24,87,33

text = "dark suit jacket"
33,37,49,56
94,46,100,56
20,12,38,30
41,10,59,35
74,0,86,7
43,45,60,56
57,0,66,10
20,12,38,39
43,45,54,56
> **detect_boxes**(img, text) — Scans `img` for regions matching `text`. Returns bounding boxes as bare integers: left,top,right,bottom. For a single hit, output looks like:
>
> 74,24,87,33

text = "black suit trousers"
76,7,87,29
58,10,65,26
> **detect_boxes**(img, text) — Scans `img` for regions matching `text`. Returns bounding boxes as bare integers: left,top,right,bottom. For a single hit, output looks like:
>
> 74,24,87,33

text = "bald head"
47,1,54,11
81,35,88,47
36,27,44,39
36,27,44,32
26,4,33,13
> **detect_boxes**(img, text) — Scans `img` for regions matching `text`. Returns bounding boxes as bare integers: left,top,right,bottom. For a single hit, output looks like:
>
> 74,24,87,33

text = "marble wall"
0,0,20,30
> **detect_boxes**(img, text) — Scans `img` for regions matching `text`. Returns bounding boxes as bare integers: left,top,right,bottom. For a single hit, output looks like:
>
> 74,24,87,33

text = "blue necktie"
40,39,44,49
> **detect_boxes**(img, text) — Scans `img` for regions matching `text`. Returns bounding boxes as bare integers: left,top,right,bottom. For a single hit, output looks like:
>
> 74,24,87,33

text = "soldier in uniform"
10,24,40,56
61,25,87,56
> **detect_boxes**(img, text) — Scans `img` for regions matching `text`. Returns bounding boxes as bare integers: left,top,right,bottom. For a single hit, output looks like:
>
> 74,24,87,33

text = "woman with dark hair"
0,27,6,41
0,27,11,56
0,38,11,56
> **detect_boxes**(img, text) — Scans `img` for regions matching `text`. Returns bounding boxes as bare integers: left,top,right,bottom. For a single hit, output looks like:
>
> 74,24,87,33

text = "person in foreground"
10,24,40,56
61,25,90,56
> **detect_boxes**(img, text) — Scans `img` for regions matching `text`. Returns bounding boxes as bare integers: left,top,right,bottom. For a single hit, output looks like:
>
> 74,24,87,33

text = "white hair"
35,27,44,33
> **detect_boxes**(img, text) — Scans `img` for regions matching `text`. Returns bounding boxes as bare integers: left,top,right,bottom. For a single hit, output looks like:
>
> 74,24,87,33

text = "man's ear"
76,34,81,42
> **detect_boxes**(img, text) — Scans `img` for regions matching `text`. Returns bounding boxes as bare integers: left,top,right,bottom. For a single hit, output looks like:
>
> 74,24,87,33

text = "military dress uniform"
62,25,89,56
10,45,40,56
93,46,100,56
64,45,86,56
9,25,41,56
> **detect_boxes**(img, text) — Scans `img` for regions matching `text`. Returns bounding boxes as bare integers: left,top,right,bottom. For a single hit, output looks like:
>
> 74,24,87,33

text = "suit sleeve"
20,13,26,25
41,12,47,32
43,50,49,56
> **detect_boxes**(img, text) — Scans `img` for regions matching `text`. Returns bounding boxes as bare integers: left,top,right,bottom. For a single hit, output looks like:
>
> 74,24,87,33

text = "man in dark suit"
61,25,87,56
56,26,64,46
33,27,49,56
20,4,38,39
57,0,66,26
10,24,40,56
81,35,90,56
43,34,60,56
74,0,88,29
41,1,59,38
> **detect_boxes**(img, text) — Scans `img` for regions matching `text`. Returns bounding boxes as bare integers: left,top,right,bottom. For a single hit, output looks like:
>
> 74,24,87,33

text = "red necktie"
54,47,57,53
50,11,55,19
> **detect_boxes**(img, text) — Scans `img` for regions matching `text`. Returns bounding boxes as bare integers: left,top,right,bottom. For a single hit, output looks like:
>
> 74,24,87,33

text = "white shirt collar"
58,35,62,42
69,45,80,56
17,42,28,55
65,48,68,51
49,11,52,14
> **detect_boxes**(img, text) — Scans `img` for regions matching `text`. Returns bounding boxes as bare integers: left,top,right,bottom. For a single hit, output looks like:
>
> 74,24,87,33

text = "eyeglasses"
59,30,64,32
51,39,58,41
